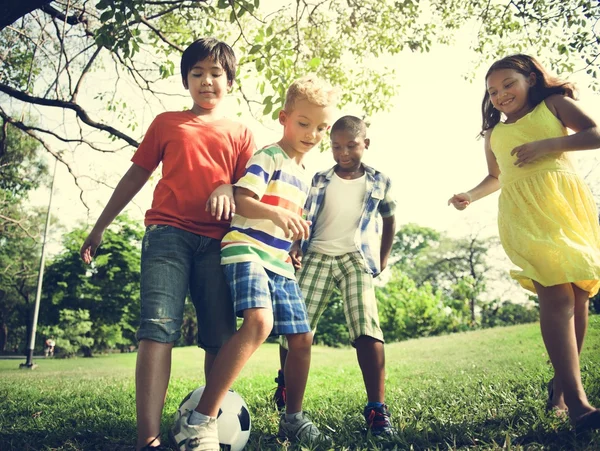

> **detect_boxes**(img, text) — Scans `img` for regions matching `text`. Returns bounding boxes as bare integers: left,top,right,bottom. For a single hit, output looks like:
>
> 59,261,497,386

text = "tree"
390,224,502,324
40,215,143,354
0,118,49,352
1,0,597,214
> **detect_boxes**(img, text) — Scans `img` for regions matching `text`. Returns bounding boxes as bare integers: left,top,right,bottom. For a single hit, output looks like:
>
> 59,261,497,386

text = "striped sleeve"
234,145,283,200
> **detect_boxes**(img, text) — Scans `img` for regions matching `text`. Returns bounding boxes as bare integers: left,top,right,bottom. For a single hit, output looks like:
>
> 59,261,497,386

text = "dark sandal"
572,409,600,430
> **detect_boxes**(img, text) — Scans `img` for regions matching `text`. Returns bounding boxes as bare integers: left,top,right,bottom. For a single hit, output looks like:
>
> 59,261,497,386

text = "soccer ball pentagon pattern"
174,386,251,451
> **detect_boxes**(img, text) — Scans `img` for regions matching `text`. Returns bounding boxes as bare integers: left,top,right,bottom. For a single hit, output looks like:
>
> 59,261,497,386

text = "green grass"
2,318,600,450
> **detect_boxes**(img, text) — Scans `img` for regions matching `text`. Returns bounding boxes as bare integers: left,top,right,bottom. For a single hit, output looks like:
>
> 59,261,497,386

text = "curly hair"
284,74,338,111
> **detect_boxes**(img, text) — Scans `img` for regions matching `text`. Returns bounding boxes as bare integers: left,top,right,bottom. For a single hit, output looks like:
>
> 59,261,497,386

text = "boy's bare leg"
551,284,590,410
196,308,272,417
204,352,217,380
535,281,595,420
279,344,289,370
355,336,385,403
284,332,313,413
135,340,173,450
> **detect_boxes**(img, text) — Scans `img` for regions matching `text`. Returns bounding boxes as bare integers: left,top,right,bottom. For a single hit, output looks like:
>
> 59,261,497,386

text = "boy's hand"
80,230,103,264
290,243,303,271
447,192,471,211
271,208,311,241
380,256,388,273
206,184,235,221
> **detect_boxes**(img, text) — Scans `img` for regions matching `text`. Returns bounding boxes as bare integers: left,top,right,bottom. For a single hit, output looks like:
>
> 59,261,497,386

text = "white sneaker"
277,411,331,446
170,409,219,451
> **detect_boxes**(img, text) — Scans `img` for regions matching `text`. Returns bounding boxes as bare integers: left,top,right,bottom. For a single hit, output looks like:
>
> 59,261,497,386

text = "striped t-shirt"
221,144,310,279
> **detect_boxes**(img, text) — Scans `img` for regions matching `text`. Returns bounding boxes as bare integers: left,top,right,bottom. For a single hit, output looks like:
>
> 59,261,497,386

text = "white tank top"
308,172,366,256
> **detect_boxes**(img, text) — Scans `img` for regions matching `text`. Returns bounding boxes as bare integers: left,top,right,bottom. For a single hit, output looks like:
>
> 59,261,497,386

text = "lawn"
2,318,600,450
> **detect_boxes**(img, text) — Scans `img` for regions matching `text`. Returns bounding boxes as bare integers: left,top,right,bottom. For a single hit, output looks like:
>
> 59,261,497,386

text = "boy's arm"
380,215,396,273
234,187,310,241
80,163,151,263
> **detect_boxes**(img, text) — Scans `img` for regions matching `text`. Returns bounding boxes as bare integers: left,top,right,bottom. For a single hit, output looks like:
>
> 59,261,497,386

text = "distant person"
448,54,600,429
170,75,337,450
44,338,55,357
272,115,398,437
80,37,255,451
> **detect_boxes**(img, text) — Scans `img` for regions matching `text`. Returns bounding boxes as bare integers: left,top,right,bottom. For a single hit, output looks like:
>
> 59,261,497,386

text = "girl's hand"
206,184,235,221
447,192,472,210
511,141,549,167
80,230,104,264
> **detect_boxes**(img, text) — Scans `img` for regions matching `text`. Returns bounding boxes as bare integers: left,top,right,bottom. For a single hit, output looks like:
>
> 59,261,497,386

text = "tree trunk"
0,322,7,352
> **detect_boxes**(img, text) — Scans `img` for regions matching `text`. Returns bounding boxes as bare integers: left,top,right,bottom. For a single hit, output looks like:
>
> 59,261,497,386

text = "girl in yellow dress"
448,54,600,429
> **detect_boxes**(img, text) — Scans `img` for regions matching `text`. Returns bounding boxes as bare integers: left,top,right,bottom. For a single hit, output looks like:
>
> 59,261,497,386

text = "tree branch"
0,82,140,147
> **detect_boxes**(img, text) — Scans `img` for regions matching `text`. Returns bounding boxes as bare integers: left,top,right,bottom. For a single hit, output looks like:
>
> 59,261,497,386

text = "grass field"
2,318,600,450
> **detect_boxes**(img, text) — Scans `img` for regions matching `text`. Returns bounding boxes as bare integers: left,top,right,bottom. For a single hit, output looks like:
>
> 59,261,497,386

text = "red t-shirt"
131,111,255,239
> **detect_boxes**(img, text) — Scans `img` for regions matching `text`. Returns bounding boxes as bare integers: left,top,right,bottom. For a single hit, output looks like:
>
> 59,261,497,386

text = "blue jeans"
136,225,235,353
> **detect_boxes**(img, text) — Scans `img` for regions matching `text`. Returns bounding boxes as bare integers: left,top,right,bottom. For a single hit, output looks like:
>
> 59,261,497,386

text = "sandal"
571,409,600,431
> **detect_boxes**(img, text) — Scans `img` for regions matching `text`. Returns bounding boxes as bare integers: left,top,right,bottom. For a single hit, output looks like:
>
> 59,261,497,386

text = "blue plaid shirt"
301,164,396,276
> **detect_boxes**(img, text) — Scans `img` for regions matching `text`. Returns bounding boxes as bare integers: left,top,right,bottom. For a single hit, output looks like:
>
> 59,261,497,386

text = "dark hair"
180,37,236,87
480,54,576,135
331,115,367,138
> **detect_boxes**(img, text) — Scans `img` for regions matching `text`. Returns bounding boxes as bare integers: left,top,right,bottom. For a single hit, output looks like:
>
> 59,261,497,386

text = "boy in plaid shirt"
274,115,397,436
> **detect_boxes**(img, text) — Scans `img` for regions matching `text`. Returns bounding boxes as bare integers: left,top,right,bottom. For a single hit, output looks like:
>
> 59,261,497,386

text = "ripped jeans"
136,224,235,354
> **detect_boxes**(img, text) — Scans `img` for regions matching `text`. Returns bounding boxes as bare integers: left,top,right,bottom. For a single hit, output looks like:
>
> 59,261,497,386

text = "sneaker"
170,409,219,451
272,369,286,410
364,404,396,436
277,411,331,446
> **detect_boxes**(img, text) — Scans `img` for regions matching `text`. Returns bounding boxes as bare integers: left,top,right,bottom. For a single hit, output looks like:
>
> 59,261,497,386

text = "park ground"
2,319,600,450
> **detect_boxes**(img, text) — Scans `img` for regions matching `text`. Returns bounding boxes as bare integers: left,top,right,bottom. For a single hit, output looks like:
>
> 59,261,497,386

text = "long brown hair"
480,54,576,135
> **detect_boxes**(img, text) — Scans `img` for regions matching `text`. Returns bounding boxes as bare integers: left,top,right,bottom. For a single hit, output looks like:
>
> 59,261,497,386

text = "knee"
288,332,313,352
241,309,273,343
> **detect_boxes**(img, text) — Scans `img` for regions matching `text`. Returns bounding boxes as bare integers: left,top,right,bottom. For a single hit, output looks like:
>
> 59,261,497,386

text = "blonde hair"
284,74,338,111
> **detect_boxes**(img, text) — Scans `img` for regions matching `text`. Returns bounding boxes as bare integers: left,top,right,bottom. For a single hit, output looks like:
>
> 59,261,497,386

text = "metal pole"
21,158,58,369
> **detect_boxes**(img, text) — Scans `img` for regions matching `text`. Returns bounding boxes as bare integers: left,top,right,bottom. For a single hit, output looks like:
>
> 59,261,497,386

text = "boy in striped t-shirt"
182,75,337,449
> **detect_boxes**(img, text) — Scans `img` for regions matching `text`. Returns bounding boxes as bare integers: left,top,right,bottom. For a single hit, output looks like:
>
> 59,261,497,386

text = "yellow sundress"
491,99,600,296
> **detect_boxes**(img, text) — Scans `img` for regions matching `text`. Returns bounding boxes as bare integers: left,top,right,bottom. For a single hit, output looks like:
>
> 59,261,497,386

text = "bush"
376,269,465,342
42,309,94,358
480,300,539,328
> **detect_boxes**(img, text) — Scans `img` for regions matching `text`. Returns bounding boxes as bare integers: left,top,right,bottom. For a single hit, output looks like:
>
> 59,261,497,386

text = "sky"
25,22,600,301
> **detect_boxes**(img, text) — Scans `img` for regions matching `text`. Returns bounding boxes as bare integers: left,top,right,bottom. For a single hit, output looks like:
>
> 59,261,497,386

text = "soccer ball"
175,386,251,451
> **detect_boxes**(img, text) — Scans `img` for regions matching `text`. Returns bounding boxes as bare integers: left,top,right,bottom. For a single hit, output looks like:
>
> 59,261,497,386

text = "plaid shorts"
223,261,311,336
294,251,383,344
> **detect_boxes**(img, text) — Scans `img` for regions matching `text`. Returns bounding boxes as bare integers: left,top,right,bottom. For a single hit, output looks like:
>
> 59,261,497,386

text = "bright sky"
26,22,600,301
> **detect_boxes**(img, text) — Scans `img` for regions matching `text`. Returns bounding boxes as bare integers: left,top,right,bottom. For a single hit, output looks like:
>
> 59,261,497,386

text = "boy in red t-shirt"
80,37,255,451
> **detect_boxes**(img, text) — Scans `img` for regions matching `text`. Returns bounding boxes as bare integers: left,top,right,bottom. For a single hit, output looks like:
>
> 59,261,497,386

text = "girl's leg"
196,308,273,417
535,281,595,419
551,284,589,409
284,332,313,414
573,284,589,353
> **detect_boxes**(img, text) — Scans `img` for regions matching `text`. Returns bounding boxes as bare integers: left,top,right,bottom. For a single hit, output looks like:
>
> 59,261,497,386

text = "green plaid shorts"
282,251,384,347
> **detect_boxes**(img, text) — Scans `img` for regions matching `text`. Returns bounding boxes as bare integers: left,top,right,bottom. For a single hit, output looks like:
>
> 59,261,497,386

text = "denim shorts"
223,261,311,336
136,225,235,353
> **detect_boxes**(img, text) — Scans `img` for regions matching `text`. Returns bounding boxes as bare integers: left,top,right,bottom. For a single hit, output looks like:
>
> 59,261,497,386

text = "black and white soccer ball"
176,386,251,451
